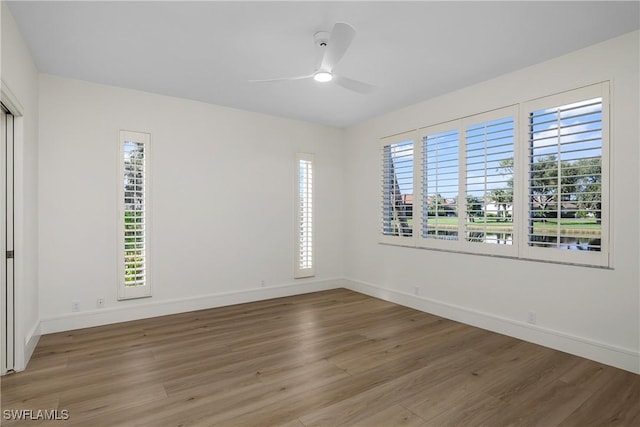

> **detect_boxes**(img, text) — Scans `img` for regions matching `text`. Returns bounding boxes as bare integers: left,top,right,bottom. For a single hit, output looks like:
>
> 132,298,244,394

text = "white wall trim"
343,278,640,374
1,79,30,374
1,79,25,116
40,278,345,334
21,320,41,371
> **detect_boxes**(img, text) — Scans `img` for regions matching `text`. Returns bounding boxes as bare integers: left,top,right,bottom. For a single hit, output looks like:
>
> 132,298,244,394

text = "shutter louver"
381,140,414,238
528,98,603,251
422,129,459,240
465,117,515,244
118,130,151,300
295,153,314,278
123,141,147,286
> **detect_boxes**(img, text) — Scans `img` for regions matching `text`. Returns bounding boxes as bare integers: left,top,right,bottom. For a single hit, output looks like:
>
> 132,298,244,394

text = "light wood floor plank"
344,404,427,427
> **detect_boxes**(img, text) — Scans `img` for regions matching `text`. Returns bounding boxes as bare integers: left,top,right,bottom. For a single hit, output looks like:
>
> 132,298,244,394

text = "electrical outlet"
97,297,105,309
527,311,537,325
72,300,80,312
414,286,420,296
260,280,266,287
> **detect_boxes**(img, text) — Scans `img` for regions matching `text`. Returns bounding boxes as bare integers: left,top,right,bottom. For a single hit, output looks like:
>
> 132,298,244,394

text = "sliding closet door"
1,105,15,374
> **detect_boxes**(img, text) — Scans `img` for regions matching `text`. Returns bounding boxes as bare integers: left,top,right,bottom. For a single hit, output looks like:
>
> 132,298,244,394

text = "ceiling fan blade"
333,75,376,94
249,74,314,83
320,22,356,72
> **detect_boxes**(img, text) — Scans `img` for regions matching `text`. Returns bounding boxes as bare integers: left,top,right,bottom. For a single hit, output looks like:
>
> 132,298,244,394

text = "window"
118,130,151,299
421,126,459,242
380,133,415,245
380,82,609,267
295,153,314,278
464,112,516,252
522,83,608,266
418,107,517,256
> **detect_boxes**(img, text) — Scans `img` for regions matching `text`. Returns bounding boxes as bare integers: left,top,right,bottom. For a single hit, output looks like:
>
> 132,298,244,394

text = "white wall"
343,31,640,373
1,3,40,370
38,75,345,331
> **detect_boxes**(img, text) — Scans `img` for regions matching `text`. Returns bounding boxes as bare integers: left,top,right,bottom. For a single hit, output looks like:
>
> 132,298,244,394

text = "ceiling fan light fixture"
313,71,333,83
250,23,374,94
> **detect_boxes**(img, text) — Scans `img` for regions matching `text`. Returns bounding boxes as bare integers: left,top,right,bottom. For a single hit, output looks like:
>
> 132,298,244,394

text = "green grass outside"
421,217,601,236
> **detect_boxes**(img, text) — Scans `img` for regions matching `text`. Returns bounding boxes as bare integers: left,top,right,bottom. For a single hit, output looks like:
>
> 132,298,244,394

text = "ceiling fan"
249,22,375,94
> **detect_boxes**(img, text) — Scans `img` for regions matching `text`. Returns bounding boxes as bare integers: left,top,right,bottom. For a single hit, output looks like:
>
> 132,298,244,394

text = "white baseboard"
40,278,345,335
343,278,640,375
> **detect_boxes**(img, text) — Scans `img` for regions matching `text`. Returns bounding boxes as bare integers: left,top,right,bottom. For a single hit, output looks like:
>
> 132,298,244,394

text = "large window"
380,82,609,267
380,133,415,245
416,107,517,256
295,153,314,278
522,84,608,266
118,130,151,299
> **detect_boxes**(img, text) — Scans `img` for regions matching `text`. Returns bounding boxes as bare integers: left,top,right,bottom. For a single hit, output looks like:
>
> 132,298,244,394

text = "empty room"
1,1,639,426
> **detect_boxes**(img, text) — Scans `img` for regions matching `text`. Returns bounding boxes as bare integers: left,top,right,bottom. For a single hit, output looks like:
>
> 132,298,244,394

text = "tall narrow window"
465,113,515,246
421,127,459,241
295,153,314,278
118,131,151,299
380,134,415,244
523,83,608,266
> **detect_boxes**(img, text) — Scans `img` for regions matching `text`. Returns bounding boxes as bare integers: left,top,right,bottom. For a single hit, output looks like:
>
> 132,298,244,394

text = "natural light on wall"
295,153,314,278
118,130,152,299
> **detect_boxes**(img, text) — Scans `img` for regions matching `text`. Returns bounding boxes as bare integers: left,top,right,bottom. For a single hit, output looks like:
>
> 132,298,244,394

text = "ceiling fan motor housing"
314,31,331,48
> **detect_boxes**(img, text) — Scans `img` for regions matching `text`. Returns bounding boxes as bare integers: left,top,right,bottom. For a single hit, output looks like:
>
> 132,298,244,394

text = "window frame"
463,107,520,257
519,83,609,267
379,131,418,246
417,120,462,251
379,82,610,268
295,153,315,278
117,130,152,300
417,106,519,256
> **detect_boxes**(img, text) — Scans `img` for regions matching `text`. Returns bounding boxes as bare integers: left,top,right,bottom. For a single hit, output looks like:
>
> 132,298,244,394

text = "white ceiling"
6,1,640,128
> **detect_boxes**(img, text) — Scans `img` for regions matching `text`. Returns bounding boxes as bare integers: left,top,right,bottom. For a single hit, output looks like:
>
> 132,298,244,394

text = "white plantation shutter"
421,126,459,241
118,131,151,299
417,109,518,255
295,153,314,278
464,110,516,253
379,83,608,267
523,83,608,266
380,133,415,245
